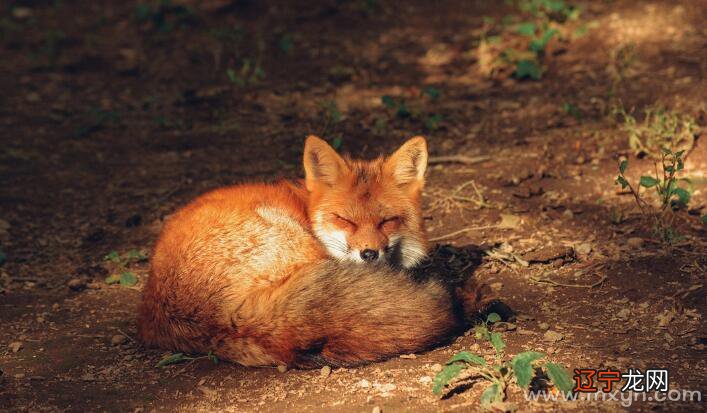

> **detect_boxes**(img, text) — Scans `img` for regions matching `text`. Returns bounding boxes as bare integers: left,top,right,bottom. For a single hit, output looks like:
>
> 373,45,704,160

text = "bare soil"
1,0,705,412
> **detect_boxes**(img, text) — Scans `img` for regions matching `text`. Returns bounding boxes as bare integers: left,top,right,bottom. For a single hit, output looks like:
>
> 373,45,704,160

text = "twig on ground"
429,225,499,242
529,274,607,289
428,155,491,165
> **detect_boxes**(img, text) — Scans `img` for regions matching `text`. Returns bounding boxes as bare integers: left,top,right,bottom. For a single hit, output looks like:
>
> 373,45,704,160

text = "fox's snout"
359,249,379,262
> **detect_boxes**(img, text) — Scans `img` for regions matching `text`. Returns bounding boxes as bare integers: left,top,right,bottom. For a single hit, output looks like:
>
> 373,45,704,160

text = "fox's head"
303,135,428,268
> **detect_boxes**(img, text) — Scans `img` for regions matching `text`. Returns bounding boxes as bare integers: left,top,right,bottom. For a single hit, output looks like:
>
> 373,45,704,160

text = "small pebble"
26,92,40,103
627,237,644,249
277,364,287,373
372,407,381,413
12,7,32,19
9,342,22,353
574,243,592,256
67,278,86,291
320,365,331,379
111,334,127,346
358,379,370,388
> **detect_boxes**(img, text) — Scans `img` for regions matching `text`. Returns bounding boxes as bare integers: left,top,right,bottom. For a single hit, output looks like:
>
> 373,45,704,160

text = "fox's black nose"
360,249,379,262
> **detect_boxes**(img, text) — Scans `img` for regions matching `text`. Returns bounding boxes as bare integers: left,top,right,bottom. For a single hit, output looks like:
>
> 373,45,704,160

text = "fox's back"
152,182,327,290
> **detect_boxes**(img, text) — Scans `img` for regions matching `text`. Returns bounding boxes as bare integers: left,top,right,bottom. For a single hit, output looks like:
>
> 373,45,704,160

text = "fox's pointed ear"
303,135,348,190
384,136,428,192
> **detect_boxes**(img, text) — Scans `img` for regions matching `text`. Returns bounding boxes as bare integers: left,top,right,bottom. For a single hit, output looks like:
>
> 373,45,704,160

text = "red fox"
137,136,487,367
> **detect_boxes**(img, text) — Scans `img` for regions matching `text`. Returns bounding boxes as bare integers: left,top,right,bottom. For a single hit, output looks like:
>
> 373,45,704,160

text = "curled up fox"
138,136,488,368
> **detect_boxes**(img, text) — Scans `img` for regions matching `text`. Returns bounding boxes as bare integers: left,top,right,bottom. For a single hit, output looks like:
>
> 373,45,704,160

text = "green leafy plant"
477,0,585,80
562,102,582,120
226,58,265,87
432,313,573,408
614,105,697,159
135,0,197,33
380,89,443,131
318,100,343,148
156,351,219,367
615,148,694,243
278,33,294,54
103,249,148,287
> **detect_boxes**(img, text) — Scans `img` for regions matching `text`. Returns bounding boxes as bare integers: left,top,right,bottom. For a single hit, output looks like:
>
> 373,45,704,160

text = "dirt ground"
1,0,706,412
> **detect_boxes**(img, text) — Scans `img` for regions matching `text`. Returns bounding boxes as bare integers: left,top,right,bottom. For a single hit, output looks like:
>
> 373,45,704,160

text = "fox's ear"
384,136,428,192
303,135,348,190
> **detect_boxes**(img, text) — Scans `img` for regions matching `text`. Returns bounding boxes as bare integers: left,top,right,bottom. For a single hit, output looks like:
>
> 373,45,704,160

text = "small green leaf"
278,33,294,53
125,249,148,262
701,215,707,225
207,351,219,365
487,35,502,44
486,313,501,324
447,351,487,366
489,332,506,355
672,187,690,206
104,274,121,285
395,102,411,118
619,159,628,174
615,175,629,189
423,86,440,100
475,324,490,341
639,176,659,188
511,351,545,388
381,95,396,109
516,22,536,36
226,68,238,83
530,28,557,53
432,363,464,395
120,271,138,287
514,60,542,80
104,251,121,263
425,114,442,130
573,25,588,38
331,136,343,150
480,383,501,405
545,362,573,394
156,353,187,367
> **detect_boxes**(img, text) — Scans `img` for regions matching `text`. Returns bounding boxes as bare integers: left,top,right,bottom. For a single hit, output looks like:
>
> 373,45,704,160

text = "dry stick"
428,155,491,165
429,225,499,242
529,274,607,289
117,328,138,345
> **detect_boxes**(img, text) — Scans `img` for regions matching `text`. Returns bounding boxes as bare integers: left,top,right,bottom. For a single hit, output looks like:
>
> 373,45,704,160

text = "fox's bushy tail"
227,260,489,368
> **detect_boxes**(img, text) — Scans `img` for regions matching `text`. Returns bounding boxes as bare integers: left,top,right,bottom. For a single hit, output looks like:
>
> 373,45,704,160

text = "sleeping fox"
137,136,487,367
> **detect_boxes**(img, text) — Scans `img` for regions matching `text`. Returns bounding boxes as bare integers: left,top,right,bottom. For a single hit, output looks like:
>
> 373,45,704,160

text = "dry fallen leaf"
543,330,564,343
498,214,521,229
9,342,22,353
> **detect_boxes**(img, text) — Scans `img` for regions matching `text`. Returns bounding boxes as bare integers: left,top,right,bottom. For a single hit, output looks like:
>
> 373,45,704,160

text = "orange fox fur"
137,136,486,367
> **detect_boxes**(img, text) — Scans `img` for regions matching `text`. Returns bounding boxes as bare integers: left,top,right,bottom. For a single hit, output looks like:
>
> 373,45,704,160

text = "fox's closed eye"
333,214,357,228
378,216,401,228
